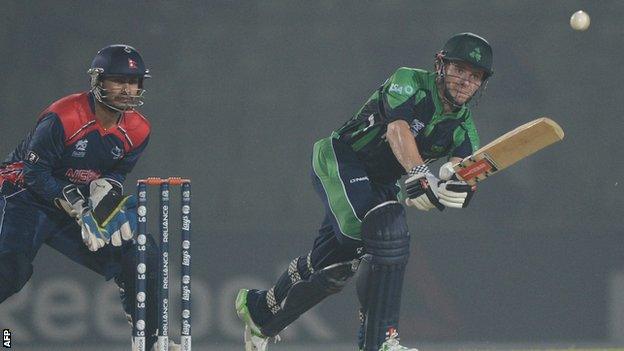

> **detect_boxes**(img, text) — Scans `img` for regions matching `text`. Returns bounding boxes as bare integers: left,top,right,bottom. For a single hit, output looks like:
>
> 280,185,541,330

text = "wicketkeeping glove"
55,184,109,252
88,178,137,247
404,164,445,211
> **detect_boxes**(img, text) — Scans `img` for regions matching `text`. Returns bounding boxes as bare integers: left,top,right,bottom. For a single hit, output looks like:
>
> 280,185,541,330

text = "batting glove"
437,181,476,208
404,164,444,211
436,162,477,208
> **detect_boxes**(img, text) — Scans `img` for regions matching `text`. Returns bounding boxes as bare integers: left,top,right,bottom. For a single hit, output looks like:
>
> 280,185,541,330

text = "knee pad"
0,252,33,303
356,201,410,351
361,201,410,264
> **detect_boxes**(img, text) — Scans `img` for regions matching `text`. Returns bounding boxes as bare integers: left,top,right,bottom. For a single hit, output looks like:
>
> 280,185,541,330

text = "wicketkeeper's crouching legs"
356,201,411,351
0,252,33,303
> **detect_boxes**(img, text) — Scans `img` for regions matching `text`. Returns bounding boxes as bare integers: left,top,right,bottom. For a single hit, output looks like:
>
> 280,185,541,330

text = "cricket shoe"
379,328,418,351
236,289,281,351
377,333,418,351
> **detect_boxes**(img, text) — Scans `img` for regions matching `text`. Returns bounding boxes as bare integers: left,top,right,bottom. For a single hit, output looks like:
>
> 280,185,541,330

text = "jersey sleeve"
381,68,426,124
21,113,71,202
101,135,150,187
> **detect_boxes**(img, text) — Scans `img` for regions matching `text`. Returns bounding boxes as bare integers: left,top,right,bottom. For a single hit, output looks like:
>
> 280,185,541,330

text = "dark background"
1,1,623,349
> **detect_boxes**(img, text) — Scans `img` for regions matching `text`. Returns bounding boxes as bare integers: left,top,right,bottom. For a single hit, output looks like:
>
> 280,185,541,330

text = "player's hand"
55,184,88,218
404,165,444,211
88,178,137,246
80,211,109,251
438,161,457,181
55,184,108,251
437,180,476,208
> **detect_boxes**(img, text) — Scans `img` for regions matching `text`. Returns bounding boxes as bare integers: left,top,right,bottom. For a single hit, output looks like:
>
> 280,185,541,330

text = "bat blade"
454,117,564,185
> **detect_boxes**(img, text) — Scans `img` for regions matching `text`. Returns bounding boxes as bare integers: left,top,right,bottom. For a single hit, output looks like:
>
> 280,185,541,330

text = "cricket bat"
454,117,564,185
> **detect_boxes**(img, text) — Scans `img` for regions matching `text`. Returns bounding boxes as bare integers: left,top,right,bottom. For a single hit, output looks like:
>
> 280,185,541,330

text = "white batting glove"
436,162,477,208
439,161,456,181
437,180,477,208
404,164,444,211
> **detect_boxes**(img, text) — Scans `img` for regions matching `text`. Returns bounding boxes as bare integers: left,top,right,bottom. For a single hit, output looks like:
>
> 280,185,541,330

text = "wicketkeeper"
236,32,494,351
0,45,172,351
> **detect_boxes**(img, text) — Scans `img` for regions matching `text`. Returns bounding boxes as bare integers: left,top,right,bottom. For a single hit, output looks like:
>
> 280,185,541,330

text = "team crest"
469,47,482,62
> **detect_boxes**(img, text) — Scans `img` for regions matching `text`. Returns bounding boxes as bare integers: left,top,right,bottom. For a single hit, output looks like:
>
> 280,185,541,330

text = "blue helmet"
87,44,151,111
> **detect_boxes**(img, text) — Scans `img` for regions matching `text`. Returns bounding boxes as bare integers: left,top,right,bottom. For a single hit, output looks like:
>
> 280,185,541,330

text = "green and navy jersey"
332,67,480,183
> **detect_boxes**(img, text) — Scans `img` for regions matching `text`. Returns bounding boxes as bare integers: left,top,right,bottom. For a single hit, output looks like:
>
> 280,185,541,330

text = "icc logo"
75,139,88,151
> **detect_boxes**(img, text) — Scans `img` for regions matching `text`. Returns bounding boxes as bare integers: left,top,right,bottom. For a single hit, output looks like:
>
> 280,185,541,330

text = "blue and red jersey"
2,92,150,203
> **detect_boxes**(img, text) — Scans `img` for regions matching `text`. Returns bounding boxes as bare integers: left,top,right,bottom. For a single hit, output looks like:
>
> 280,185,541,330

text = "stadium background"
1,1,623,350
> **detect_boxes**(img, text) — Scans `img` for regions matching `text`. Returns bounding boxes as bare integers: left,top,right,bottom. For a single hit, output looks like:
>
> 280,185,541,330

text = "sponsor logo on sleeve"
389,83,415,95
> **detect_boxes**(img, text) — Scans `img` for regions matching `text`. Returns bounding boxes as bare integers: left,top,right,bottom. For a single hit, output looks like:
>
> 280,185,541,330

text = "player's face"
101,76,141,109
444,61,485,105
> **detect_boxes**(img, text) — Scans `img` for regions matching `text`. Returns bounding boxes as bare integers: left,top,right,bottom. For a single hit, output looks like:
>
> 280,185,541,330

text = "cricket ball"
570,10,590,31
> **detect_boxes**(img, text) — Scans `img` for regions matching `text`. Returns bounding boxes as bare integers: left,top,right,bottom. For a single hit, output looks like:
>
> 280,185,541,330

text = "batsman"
236,32,494,351
0,45,168,350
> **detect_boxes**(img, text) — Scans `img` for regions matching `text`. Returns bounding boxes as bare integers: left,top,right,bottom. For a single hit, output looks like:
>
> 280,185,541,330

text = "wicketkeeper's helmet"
87,44,151,111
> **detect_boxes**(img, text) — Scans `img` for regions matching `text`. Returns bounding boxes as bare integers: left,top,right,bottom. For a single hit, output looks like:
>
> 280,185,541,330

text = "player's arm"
21,113,72,203
381,68,474,211
386,120,424,172
385,120,443,211
379,69,444,211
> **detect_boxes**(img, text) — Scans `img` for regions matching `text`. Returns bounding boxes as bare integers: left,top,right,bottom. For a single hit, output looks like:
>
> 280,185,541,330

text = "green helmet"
441,32,493,78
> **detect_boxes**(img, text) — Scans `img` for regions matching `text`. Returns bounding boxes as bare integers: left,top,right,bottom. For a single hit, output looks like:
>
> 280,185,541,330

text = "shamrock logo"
469,47,482,62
